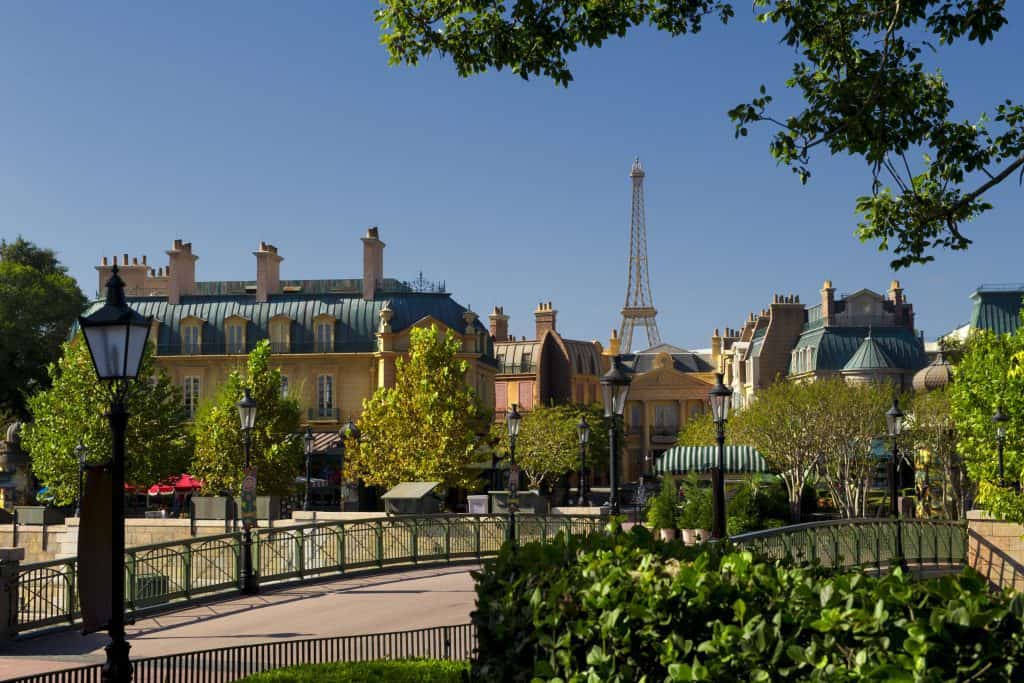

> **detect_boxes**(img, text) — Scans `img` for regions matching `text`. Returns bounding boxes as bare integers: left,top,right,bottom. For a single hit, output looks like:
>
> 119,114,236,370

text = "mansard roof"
791,326,926,374
81,291,491,357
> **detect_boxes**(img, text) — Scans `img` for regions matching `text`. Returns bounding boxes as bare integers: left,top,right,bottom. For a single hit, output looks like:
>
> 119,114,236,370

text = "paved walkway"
0,564,479,680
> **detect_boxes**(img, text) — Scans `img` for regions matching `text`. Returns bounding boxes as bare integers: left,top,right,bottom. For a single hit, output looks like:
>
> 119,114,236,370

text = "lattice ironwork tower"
618,158,662,353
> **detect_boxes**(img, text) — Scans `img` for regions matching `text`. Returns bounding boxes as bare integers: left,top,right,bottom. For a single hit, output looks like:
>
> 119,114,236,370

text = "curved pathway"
0,564,479,680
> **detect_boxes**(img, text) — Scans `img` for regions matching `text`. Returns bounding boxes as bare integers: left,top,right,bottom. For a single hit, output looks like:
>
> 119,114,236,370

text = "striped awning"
655,445,769,474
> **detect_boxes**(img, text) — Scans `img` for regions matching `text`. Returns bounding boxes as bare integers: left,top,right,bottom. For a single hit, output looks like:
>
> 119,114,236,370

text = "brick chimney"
489,306,510,342
821,279,835,325
97,253,153,297
534,302,557,339
254,241,283,302
166,239,198,305
361,227,385,301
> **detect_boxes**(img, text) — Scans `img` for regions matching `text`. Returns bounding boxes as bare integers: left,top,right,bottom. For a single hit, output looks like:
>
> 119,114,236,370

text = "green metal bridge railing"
12,513,604,636
731,518,968,572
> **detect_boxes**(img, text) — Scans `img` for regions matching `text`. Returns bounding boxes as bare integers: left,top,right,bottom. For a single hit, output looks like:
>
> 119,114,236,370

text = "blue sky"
2,2,1022,350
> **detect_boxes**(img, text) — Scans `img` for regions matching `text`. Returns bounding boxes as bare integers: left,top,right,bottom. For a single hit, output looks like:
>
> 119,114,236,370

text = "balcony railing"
650,426,679,444
308,406,340,421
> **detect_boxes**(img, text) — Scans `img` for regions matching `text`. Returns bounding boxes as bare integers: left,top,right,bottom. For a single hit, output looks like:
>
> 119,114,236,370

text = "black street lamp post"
78,264,152,683
576,416,591,506
235,388,258,595
708,373,733,540
601,356,631,517
74,442,86,519
886,396,907,570
994,406,1009,487
506,403,522,543
303,427,315,512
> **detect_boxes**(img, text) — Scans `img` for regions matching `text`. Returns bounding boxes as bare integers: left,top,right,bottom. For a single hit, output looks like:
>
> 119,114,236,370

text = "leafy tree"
734,380,823,521
0,237,86,419
490,402,610,490
346,325,484,492
21,339,191,505
377,2,1019,269
676,411,715,447
814,380,890,518
191,340,303,496
950,328,1024,522
908,387,969,519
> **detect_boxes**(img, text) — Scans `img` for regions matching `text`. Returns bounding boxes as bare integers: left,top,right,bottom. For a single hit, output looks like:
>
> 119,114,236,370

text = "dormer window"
224,316,247,354
270,316,291,353
314,315,335,353
181,317,204,354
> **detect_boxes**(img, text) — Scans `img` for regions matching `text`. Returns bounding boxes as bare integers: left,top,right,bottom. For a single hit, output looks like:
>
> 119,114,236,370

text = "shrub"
728,476,792,535
646,477,679,530
678,474,712,530
472,528,1024,682
239,659,468,682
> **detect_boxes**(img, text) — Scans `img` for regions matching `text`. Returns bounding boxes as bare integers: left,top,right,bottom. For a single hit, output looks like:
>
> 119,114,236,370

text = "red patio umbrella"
147,483,174,496
172,474,204,491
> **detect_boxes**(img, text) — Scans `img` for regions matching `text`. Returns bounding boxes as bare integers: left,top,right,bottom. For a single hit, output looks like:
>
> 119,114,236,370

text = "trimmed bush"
239,659,468,682
472,525,1024,682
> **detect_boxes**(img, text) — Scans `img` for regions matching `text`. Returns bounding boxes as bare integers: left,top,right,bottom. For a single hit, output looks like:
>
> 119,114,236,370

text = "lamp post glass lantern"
235,388,259,595
708,373,732,540
77,264,152,683
576,415,590,505
303,427,315,511
601,356,631,516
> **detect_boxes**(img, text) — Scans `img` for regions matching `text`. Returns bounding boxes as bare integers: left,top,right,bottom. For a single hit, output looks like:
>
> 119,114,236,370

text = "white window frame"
183,376,200,418
317,374,334,417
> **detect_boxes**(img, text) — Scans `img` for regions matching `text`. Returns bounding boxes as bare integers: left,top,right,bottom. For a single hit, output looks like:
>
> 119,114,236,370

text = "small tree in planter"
678,474,713,544
646,478,679,540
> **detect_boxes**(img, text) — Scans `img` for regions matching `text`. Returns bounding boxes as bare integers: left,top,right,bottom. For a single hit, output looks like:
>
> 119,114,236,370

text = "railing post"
875,524,882,572
412,519,419,565
376,519,384,569
445,517,451,563
832,527,840,569
474,517,481,560
337,524,346,575
183,542,193,600
0,548,25,639
297,529,306,579
66,559,77,624
854,527,862,567
126,550,137,613
807,530,816,564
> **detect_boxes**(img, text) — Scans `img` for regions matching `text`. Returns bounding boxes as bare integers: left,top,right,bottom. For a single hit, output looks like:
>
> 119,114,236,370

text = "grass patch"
239,659,468,682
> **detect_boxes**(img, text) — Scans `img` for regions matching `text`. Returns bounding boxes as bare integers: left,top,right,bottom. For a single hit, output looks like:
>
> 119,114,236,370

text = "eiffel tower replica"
618,158,662,353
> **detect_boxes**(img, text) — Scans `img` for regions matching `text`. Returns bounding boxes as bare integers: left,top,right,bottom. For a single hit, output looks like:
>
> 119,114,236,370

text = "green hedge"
472,524,1024,681
239,659,468,682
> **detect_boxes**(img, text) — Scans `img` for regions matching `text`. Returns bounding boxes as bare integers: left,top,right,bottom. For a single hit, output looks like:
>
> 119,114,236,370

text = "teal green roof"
842,332,899,371
790,326,926,374
970,287,1024,335
82,292,493,359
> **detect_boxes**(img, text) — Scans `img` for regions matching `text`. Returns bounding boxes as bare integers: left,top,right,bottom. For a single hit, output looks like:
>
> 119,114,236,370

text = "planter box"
256,496,281,520
488,490,549,514
190,496,236,520
14,506,65,526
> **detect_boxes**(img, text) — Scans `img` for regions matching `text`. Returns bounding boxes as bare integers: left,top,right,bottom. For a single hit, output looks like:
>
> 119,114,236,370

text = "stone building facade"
90,229,497,435
604,334,716,481
713,280,928,406
490,303,605,420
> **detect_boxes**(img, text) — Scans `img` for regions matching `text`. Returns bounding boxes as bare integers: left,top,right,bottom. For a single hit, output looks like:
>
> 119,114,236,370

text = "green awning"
656,446,769,474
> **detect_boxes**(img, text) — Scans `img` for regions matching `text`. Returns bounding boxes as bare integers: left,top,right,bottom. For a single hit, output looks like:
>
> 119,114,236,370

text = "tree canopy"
191,340,304,496
346,325,486,492
21,339,192,505
376,1,1019,269
949,327,1024,522
490,401,610,490
0,237,85,419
